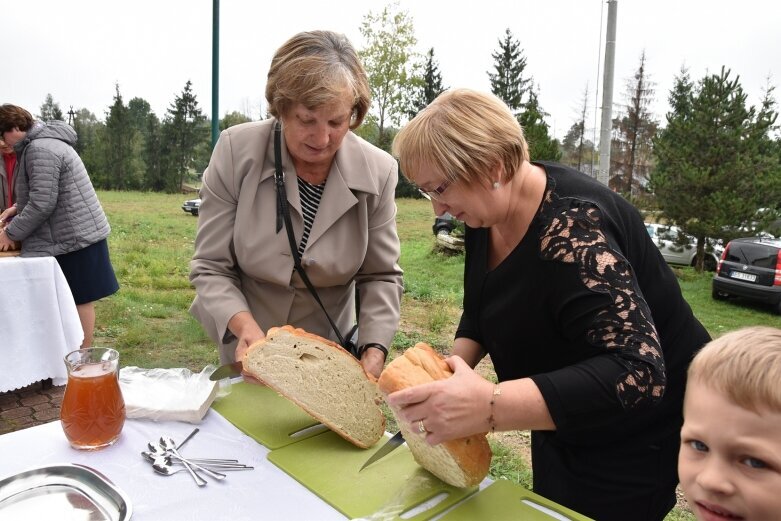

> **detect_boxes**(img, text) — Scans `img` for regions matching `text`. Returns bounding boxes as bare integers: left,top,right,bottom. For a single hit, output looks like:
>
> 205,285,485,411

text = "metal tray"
0,463,132,520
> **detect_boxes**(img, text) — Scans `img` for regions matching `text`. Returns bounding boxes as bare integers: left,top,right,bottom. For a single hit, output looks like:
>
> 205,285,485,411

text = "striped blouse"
297,176,326,256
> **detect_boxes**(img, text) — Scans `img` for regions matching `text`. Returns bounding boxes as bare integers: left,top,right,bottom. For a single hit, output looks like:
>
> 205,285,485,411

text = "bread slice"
378,343,491,488
243,325,385,448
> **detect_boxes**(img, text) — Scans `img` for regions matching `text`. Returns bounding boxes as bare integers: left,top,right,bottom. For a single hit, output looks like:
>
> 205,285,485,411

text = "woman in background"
0,104,119,347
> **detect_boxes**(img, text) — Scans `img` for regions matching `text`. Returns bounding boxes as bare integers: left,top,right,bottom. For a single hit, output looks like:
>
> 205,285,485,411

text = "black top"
456,162,710,447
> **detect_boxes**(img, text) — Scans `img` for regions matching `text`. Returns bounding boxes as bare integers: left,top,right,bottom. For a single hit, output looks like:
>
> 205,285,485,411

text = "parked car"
182,198,201,216
433,212,458,236
712,236,781,314
645,223,722,271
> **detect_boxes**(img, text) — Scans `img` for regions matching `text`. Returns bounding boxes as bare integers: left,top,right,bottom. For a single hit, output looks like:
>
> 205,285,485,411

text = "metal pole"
211,0,220,149
597,0,617,186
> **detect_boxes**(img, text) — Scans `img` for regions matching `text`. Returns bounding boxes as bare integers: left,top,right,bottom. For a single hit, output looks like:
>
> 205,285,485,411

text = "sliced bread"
378,343,491,488
243,325,385,448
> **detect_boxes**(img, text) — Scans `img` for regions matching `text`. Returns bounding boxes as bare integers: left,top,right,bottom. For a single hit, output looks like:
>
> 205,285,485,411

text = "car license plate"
730,271,757,282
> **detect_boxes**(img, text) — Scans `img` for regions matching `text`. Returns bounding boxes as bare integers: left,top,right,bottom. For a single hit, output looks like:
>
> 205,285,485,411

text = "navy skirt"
55,239,120,305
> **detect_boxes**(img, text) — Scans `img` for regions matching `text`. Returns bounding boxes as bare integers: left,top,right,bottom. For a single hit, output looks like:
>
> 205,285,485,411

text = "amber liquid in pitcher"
60,363,126,450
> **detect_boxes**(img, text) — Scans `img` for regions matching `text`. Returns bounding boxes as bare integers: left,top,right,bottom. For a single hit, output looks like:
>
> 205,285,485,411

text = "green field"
97,191,781,521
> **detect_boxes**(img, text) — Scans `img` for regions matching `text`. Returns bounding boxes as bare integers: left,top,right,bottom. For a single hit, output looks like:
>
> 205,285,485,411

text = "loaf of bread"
243,325,385,448
378,343,491,488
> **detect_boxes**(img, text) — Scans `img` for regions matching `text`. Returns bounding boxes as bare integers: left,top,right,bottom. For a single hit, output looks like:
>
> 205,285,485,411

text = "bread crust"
378,343,491,487
243,325,384,448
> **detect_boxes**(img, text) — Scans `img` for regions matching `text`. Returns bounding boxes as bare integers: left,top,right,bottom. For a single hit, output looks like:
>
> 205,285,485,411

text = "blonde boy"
679,326,781,521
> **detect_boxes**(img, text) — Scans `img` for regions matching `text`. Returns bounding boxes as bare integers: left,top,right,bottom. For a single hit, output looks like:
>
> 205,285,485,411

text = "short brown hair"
0,104,34,133
265,30,370,130
688,326,781,413
392,89,529,187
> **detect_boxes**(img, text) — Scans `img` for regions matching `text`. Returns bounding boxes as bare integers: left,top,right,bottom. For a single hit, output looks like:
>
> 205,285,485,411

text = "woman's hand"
0,205,17,224
0,228,17,251
227,312,265,384
386,355,494,445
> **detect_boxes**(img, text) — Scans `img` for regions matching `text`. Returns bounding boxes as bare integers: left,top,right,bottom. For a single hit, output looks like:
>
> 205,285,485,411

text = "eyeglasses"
417,178,452,201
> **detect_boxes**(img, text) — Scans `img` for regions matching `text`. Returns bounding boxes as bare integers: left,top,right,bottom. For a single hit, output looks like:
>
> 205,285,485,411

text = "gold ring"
418,420,427,433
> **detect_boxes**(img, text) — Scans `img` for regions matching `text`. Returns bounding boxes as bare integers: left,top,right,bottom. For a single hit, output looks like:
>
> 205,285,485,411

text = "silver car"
181,198,201,216
645,223,722,271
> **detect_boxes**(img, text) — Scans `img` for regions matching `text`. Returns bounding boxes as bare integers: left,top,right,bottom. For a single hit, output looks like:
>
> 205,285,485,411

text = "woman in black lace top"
389,89,710,521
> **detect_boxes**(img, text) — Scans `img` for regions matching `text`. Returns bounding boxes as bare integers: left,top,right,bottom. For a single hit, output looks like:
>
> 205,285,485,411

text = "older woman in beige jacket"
190,31,403,378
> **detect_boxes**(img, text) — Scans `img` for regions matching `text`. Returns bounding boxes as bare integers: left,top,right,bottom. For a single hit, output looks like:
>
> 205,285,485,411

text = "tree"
561,84,596,174
162,80,208,192
610,51,658,197
101,84,144,190
39,94,64,121
220,111,252,131
519,85,561,161
488,28,530,113
407,48,446,118
651,67,781,270
72,108,102,175
125,98,166,192
488,29,559,161
359,1,421,151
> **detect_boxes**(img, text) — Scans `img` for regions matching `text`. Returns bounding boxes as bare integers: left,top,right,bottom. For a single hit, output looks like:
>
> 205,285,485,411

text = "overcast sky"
4,0,780,140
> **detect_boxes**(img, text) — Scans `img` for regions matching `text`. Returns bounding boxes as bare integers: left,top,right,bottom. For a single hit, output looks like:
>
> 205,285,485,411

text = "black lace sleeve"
534,192,666,425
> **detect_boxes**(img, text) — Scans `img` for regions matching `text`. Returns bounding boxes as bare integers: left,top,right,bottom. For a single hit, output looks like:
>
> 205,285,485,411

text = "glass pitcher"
60,347,126,450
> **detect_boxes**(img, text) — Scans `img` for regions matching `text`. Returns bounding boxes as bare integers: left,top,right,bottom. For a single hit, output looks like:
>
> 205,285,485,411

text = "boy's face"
679,379,781,521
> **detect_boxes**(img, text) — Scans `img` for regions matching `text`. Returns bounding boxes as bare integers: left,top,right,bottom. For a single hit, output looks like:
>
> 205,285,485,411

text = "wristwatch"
358,343,388,360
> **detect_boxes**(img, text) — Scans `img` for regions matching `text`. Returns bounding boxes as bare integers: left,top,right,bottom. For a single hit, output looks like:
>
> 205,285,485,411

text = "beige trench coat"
189,119,403,363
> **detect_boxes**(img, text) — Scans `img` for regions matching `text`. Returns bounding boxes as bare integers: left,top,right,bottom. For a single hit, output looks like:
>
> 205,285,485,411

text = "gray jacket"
5,121,110,256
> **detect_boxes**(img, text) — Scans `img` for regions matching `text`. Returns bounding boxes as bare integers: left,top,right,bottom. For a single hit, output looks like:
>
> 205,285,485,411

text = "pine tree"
407,48,446,118
39,94,64,121
102,84,144,190
488,29,530,113
519,86,561,161
651,67,781,270
162,80,207,192
488,29,559,161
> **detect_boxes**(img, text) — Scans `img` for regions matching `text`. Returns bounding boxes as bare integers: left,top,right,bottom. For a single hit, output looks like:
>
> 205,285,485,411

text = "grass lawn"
96,191,781,521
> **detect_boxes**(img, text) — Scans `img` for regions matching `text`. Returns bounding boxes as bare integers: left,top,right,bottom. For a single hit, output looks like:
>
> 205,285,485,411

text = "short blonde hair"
688,326,781,413
265,30,370,130
392,89,529,186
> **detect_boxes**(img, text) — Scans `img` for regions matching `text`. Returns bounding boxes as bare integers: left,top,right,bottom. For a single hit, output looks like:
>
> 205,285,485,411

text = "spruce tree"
488,28,529,113
651,67,781,270
407,48,446,118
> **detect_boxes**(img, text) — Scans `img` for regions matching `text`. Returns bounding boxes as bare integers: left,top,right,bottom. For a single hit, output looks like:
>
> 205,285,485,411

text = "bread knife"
209,361,243,381
359,431,405,471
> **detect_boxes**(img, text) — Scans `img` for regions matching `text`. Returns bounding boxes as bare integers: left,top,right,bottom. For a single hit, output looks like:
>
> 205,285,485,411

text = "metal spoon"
150,454,253,470
141,450,239,464
148,440,209,485
160,436,227,481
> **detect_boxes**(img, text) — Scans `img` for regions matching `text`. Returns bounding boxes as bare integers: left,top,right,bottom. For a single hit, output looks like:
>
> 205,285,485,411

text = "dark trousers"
531,431,679,521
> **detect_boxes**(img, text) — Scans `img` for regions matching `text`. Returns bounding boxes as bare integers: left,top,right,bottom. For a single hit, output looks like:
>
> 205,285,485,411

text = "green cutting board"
439,479,595,520
211,381,326,449
268,430,476,520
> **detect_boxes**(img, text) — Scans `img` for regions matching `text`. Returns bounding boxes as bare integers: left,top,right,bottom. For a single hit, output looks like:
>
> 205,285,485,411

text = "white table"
0,256,83,392
0,410,345,520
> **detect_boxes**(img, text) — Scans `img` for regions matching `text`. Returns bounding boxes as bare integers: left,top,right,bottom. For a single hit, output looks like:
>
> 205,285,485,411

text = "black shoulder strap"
273,122,347,347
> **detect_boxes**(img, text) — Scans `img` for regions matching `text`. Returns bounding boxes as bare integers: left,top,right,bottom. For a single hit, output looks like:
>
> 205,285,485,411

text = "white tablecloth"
0,256,83,392
0,410,344,520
